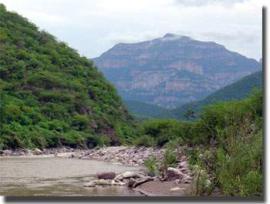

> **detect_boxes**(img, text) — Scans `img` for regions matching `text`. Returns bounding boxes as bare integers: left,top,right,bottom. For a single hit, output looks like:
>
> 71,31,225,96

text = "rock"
25,149,33,156
33,148,42,155
17,150,27,156
97,172,116,180
179,161,188,168
170,187,183,192
115,171,142,181
166,167,185,181
94,179,112,185
111,180,125,186
56,152,75,158
84,181,96,187
84,179,113,187
127,178,136,188
132,177,154,188
147,172,156,177
1,150,12,156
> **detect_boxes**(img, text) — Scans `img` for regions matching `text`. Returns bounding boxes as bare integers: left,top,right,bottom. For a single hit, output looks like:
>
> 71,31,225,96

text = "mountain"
0,4,134,149
124,100,175,119
172,70,263,119
93,33,260,108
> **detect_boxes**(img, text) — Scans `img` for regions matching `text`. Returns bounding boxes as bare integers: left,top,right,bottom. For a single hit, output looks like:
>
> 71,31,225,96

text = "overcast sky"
0,0,266,60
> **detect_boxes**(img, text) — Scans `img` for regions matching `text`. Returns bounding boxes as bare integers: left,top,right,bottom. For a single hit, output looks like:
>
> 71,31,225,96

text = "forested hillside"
124,100,175,119
173,71,263,119
0,4,134,149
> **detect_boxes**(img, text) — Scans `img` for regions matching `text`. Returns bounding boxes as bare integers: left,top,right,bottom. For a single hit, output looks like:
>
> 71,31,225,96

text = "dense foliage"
0,4,135,149
137,90,263,196
173,71,262,120
0,4,263,197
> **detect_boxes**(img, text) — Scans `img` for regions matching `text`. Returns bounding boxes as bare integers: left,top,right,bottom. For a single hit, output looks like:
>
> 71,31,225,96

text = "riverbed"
0,157,142,196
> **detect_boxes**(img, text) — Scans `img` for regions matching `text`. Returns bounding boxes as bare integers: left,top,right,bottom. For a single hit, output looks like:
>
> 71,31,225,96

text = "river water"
0,157,142,196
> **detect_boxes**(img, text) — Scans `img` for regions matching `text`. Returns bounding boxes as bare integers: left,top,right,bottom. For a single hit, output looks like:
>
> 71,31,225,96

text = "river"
0,157,143,196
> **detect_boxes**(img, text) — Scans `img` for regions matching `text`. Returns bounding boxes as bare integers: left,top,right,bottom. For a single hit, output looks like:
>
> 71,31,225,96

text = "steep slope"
172,71,263,119
0,4,134,149
93,33,260,108
124,100,175,119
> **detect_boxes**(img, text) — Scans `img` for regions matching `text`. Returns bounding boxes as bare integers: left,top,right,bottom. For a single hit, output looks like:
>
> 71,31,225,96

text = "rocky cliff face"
94,33,260,108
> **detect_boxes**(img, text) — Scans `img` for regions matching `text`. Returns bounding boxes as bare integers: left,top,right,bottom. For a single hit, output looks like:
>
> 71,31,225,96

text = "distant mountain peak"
94,34,260,108
161,33,192,42
163,33,177,38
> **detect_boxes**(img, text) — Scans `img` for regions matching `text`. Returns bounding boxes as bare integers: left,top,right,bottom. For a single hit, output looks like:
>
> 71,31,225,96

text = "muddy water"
0,157,143,196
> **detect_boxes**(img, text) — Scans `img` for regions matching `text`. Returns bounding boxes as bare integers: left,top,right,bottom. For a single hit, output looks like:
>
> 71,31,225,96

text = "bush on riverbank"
138,90,263,197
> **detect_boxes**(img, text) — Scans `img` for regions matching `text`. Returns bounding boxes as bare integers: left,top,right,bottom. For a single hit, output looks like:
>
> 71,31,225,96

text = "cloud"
173,0,250,7
0,0,264,60
200,32,258,43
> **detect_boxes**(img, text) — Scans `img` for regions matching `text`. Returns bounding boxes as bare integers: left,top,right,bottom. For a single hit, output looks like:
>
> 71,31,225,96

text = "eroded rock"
97,172,116,180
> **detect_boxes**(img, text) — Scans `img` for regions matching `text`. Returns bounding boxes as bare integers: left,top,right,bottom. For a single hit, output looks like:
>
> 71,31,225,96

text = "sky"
0,0,266,60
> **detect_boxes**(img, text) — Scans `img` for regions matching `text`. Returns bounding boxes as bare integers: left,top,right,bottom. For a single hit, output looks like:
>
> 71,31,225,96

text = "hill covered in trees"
124,100,175,119
172,71,263,119
0,4,134,149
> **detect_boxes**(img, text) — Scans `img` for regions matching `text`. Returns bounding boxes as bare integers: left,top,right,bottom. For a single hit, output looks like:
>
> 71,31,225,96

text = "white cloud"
0,0,265,60
173,0,249,7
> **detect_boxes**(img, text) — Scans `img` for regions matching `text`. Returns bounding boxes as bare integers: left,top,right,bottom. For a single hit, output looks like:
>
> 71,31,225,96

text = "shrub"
191,165,213,196
134,135,155,147
144,156,159,177
72,114,90,130
163,147,178,167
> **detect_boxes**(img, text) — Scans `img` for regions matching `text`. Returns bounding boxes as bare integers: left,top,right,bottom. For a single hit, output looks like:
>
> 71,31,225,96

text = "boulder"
97,172,116,180
115,171,142,181
32,148,42,155
1,150,12,156
127,178,136,188
122,171,142,178
166,167,185,181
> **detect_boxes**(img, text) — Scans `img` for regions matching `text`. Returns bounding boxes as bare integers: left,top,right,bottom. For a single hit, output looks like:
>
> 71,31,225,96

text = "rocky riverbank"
0,146,194,196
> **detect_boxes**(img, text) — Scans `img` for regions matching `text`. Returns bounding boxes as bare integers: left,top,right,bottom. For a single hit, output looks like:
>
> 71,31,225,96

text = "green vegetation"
144,156,159,176
139,90,263,196
124,100,176,119
0,4,135,149
0,4,263,197
173,71,263,120
144,145,178,178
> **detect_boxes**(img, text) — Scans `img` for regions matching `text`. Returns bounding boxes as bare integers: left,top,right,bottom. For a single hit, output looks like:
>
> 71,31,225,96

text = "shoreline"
0,146,194,196
0,146,166,166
